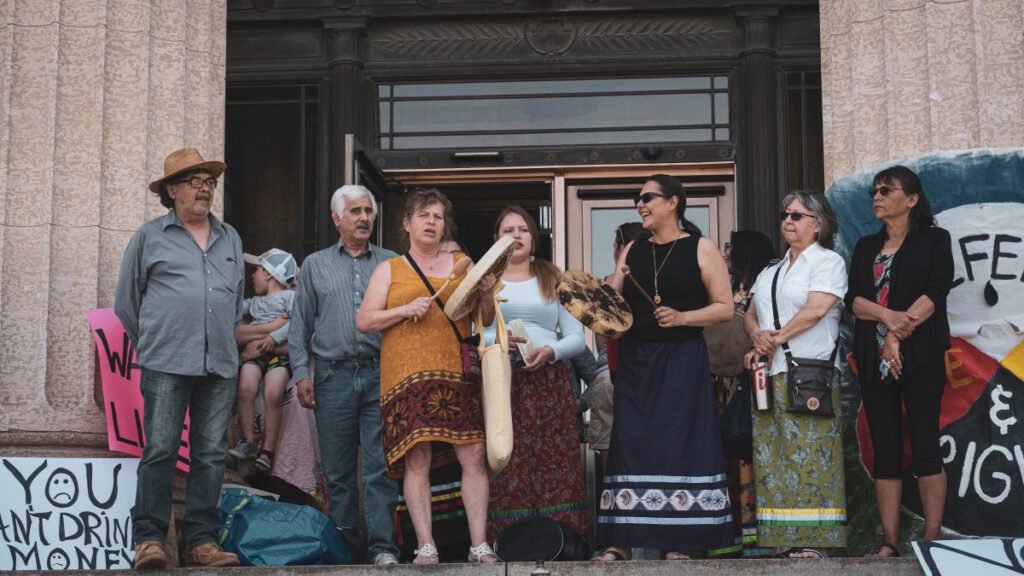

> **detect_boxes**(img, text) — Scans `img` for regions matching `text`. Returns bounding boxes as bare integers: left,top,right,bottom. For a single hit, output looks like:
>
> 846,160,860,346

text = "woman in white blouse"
481,205,588,542
743,191,848,559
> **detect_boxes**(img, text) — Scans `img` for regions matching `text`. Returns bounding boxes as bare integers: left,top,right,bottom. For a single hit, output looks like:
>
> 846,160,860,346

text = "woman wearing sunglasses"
743,191,847,559
845,166,952,557
595,174,734,561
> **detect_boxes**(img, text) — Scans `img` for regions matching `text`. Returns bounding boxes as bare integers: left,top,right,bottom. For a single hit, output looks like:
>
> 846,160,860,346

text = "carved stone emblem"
525,19,577,55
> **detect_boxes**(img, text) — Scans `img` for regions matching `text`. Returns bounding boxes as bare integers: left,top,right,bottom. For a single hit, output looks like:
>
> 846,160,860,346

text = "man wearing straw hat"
114,148,243,568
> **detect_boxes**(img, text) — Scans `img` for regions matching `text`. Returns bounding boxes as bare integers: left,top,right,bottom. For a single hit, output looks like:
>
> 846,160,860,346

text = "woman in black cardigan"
845,165,953,557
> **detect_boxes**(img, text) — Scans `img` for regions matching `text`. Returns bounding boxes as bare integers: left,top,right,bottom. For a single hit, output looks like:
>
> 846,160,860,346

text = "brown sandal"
662,551,692,560
254,449,275,473
867,543,901,558
774,547,825,559
593,547,630,561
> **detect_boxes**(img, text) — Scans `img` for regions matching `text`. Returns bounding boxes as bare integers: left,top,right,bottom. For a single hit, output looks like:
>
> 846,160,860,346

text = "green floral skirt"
752,371,846,548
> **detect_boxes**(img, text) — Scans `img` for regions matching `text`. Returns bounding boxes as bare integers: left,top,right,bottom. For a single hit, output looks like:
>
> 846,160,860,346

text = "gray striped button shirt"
289,241,398,382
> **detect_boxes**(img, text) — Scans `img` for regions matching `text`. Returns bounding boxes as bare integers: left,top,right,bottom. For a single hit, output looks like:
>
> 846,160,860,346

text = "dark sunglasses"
869,185,904,198
633,192,666,206
779,211,817,222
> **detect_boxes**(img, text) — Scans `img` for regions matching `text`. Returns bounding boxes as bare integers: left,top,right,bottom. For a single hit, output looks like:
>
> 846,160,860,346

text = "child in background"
229,248,297,473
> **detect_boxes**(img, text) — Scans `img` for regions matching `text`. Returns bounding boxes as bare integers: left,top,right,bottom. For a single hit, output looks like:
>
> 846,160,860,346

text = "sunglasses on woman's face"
633,192,666,206
870,185,904,198
779,211,817,222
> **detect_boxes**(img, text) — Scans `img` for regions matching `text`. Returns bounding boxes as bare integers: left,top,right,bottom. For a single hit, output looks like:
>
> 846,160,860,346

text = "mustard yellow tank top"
380,254,472,396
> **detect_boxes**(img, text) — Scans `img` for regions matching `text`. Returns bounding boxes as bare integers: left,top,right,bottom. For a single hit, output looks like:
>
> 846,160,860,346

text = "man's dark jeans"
313,357,398,559
132,369,236,551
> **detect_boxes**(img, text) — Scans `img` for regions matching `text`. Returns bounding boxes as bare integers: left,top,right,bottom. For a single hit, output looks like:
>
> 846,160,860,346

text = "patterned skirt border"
382,369,485,478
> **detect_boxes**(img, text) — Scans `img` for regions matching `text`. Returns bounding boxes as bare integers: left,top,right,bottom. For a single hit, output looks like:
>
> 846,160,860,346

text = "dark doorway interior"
224,85,322,271
431,182,551,262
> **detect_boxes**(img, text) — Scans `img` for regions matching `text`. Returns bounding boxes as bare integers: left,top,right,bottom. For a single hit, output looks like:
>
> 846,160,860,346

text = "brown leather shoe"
133,540,170,570
185,542,240,567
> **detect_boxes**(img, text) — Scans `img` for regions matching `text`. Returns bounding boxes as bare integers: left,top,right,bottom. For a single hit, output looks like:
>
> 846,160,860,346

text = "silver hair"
330,185,378,217
781,190,838,250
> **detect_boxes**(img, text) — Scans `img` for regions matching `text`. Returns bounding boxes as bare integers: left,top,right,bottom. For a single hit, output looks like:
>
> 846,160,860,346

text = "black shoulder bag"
494,517,591,562
405,255,481,385
771,265,837,417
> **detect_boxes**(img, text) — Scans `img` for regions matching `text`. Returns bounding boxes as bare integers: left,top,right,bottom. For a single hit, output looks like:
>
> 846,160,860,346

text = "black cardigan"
845,226,954,378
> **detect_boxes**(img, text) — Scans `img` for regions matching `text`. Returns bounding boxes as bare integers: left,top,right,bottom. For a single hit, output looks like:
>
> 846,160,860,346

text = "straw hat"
148,148,227,194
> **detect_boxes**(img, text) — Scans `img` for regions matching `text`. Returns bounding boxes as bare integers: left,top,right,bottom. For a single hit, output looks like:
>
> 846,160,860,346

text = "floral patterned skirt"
486,361,588,542
752,371,846,548
380,369,485,478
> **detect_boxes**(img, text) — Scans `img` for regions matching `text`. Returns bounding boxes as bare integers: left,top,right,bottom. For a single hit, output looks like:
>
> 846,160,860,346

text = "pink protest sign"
84,308,191,472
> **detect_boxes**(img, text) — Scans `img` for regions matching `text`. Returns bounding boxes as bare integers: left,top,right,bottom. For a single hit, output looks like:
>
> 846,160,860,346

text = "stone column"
0,0,227,456
820,0,1024,184
735,7,780,243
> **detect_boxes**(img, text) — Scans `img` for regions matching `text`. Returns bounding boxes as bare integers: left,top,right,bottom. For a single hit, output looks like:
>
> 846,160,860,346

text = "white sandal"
413,542,439,565
467,542,498,563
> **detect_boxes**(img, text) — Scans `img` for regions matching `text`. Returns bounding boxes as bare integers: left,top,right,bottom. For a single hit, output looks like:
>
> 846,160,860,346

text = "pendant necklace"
651,233,683,305
412,248,440,272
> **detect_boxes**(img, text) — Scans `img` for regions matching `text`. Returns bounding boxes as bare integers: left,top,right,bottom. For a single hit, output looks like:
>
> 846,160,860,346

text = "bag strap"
770,263,839,364
405,254,465,343
218,489,251,545
475,301,508,355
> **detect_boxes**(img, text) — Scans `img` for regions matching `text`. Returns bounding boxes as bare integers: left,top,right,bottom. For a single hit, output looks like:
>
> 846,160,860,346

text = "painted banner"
84,309,190,472
0,457,138,571
912,539,1024,575
826,149,1024,551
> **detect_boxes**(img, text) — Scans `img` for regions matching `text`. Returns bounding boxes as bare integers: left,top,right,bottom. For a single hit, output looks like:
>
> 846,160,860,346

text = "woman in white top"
743,191,848,558
481,205,589,542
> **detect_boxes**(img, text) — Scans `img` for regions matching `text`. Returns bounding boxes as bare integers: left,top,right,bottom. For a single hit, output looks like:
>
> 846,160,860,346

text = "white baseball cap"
243,248,296,287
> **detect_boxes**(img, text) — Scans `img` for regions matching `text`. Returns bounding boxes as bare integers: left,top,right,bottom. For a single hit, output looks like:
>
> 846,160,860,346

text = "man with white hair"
289,185,400,565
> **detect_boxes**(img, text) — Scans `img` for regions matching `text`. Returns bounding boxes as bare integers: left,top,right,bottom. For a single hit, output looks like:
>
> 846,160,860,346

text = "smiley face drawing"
45,468,79,508
46,549,71,571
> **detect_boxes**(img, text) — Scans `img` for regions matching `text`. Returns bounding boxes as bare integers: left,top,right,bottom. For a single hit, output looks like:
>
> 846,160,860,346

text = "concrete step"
57,557,922,575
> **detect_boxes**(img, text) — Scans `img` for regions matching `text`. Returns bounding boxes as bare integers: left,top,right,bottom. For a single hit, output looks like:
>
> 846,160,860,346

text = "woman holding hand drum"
357,189,498,564
595,174,734,561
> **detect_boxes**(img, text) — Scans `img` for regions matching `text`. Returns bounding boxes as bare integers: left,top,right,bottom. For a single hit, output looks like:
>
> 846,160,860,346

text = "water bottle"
531,560,552,576
752,356,772,411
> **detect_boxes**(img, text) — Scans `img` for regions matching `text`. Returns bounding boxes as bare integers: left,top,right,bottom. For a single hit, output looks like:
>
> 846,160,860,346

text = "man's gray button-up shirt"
289,242,397,382
114,210,245,378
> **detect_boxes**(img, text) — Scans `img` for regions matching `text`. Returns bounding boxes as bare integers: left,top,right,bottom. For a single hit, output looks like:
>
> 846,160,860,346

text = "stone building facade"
0,0,226,456
820,0,1024,182
1,0,1022,461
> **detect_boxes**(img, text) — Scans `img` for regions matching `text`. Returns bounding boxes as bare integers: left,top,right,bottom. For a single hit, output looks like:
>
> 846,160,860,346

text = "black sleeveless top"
623,235,707,342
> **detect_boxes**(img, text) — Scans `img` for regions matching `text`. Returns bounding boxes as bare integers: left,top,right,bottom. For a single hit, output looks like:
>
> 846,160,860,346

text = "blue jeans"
314,357,398,559
132,369,236,551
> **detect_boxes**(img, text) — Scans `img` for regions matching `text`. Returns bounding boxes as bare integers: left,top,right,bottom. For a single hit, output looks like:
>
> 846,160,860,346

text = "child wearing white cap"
229,248,297,473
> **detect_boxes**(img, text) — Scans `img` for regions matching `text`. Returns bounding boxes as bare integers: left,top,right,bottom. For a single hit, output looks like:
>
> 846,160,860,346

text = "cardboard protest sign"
826,149,1024,550
0,457,138,570
84,309,190,472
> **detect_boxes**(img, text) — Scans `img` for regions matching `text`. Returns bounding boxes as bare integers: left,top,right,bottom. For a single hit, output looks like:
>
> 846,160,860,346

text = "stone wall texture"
820,0,1024,184
0,0,226,453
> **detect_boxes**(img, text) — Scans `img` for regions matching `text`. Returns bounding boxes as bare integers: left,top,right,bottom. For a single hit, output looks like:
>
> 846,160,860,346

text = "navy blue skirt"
597,337,734,551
